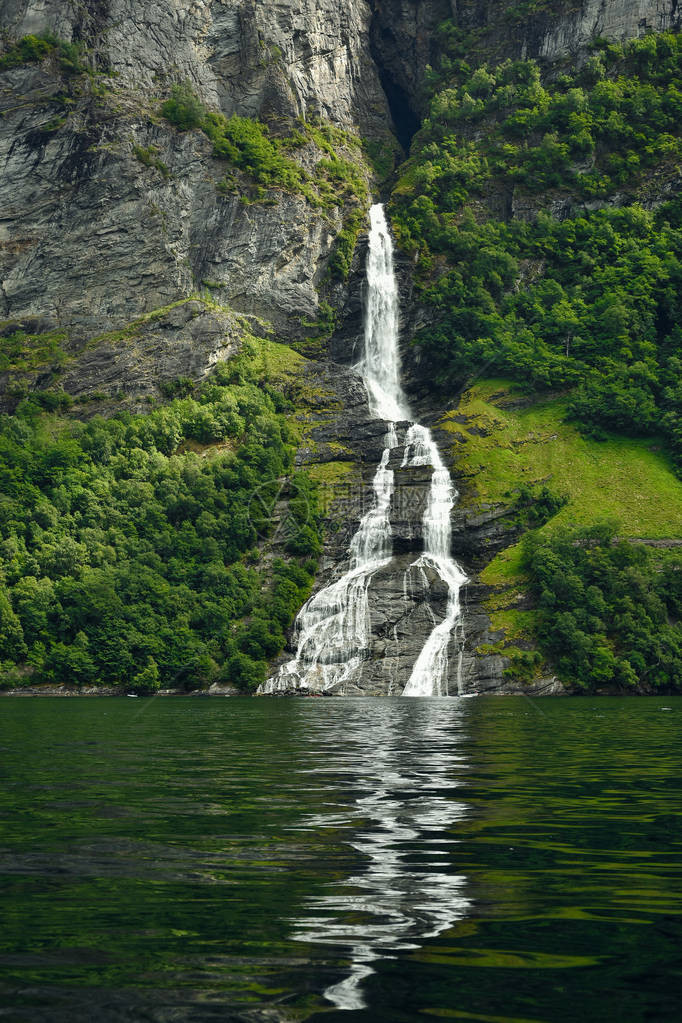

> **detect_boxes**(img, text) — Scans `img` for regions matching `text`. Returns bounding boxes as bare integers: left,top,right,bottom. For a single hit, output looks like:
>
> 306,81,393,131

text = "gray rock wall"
539,0,681,58
2,0,388,131
0,73,347,340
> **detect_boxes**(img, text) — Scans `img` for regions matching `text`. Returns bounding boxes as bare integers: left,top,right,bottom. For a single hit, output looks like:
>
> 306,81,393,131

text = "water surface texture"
1,697,681,1021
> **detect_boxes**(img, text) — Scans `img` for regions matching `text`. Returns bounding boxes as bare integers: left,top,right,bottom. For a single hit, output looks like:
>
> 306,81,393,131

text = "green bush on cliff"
522,525,682,692
0,338,322,692
205,112,308,192
0,33,85,75
160,86,368,275
160,83,205,131
162,85,307,191
0,329,68,374
0,34,53,68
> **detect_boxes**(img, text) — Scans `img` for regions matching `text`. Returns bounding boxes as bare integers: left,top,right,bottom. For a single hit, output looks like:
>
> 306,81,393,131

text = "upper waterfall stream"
261,204,468,697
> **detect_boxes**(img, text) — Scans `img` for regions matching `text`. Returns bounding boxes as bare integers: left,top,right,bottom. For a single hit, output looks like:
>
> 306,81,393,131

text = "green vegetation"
159,82,206,131
204,111,310,195
442,382,682,545
0,328,322,693
391,31,682,472
297,301,338,354
362,136,402,182
523,525,682,691
161,85,369,276
442,383,682,690
0,329,68,375
132,144,170,179
395,27,682,689
161,84,365,203
0,33,85,75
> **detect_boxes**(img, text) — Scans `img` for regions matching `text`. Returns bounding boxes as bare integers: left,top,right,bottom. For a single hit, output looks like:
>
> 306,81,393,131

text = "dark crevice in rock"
370,41,420,152
368,0,454,151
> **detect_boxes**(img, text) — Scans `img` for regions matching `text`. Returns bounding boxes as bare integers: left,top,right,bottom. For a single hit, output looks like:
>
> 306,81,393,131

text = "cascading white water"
261,429,398,693
260,204,467,696
260,206,407,694
359,207,410,423
401,426,468,697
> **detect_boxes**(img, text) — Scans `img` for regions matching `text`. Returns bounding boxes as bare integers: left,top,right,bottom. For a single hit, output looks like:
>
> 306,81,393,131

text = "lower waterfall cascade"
260,204,468,697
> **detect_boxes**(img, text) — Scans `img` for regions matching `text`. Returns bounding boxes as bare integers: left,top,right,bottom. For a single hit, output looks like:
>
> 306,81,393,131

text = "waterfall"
358,207,410,423
260,204,467,697
401,427,468,697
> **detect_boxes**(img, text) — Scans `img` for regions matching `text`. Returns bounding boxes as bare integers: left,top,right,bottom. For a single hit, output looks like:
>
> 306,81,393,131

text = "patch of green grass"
87,298,213,350
484,605,537,642
133,144,170,179
306,460,359,520
250,336,305,390
440,380,682,586
0,329,68,373
306,459,356,486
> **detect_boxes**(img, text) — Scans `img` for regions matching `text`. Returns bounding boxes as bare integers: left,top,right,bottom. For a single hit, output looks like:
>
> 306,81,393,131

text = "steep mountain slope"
388,10,682,692
1,0,681,694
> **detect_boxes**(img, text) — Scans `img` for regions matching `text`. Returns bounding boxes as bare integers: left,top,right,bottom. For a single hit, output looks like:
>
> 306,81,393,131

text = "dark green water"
1,697,681,1022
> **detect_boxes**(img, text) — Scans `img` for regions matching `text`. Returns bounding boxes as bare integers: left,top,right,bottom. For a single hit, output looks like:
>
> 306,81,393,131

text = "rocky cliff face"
3,0,389,129
538,0,682,59
0,0,392,395
1,0,673,696
279,352,564,697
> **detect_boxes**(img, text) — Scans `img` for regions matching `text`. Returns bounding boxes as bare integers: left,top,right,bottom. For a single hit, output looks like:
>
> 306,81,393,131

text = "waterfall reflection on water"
288,699,470,1009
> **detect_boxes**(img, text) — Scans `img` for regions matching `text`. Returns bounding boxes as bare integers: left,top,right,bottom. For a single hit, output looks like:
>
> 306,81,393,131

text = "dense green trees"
0,341,321,692
391,31,682,472
523,526,682,692
393,27,682,691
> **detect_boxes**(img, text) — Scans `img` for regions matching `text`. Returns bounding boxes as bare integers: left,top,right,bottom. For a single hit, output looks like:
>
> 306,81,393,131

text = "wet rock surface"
282,360,560,695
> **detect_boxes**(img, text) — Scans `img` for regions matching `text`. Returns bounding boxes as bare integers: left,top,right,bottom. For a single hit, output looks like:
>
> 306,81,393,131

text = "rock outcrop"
0,0,393,398
539,0,682,59
282,356,564,696
2,0,391,131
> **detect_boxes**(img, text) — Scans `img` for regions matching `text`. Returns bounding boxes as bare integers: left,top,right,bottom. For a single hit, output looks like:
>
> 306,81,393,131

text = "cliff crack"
0,281,9,319
286,45,347,68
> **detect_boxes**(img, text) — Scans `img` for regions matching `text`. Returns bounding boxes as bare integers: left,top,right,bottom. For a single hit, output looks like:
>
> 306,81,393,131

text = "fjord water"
2,698,682,1021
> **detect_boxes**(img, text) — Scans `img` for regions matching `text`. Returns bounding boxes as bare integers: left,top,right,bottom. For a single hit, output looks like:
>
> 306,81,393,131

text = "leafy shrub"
129,658,161,694
523,526,682,691
133,145,170,179
160,83,205,131
0,33,85,74
0,34,53,68
160,86,369,272
223,651,268,691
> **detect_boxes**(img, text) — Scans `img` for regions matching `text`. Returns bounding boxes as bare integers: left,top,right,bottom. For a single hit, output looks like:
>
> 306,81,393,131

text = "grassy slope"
439,379,682,645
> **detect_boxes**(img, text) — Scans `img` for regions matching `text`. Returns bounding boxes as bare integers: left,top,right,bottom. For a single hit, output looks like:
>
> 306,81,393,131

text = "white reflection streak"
289,704,470,1010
